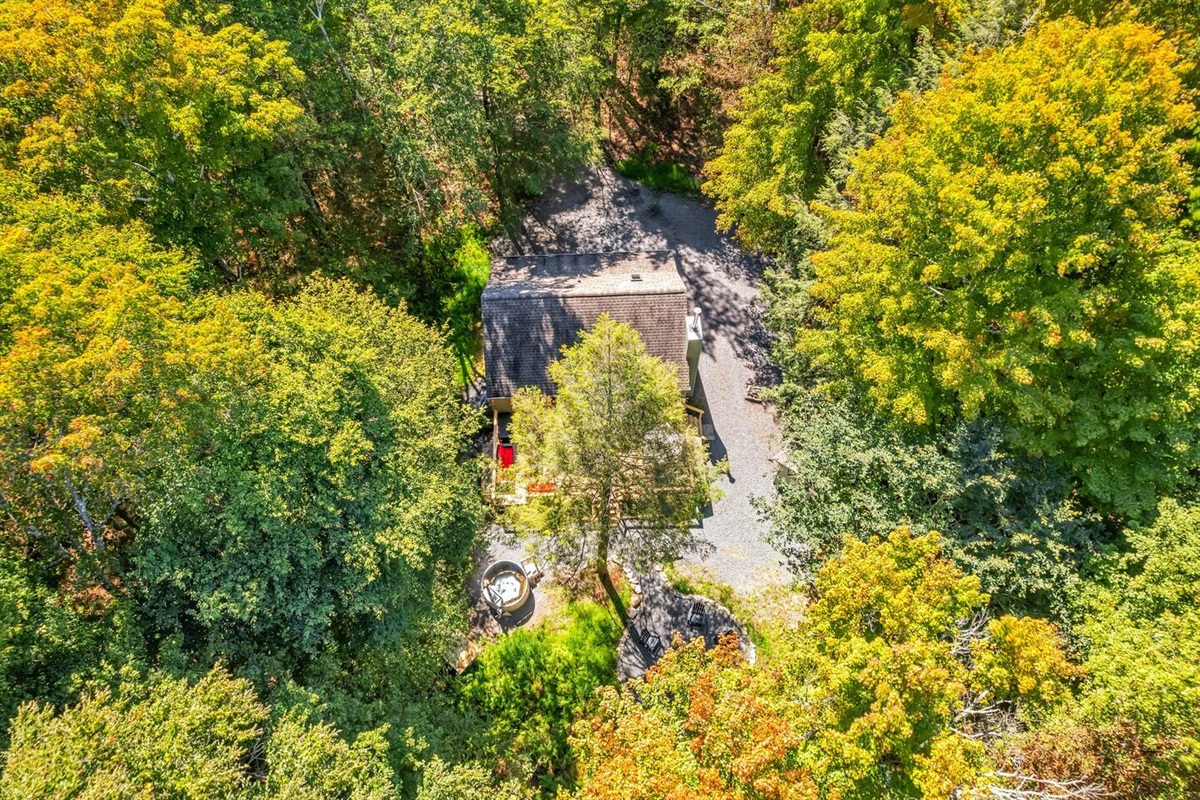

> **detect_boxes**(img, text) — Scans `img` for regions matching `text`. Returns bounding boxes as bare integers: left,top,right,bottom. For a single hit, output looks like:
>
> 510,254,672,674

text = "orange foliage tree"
570,529,1079,799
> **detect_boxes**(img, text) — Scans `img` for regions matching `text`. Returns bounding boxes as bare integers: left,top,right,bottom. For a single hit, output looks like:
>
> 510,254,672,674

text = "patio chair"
522,559,543,585
636,625,663,656
687,600,706,631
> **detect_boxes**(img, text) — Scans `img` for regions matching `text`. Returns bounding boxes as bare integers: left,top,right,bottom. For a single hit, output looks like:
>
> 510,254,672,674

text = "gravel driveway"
502,167,792,595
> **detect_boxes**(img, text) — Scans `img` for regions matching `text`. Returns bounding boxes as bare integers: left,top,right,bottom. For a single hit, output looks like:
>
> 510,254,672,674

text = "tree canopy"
704,0,967,253
571,529,1077,799
1075,500,1200,796
1,1,1199,798
0,0,308,270
133,277,483,676
798,19,1200,513
0,196,251,593
0,195,482,682
764,392,1108,617
0,667,397,800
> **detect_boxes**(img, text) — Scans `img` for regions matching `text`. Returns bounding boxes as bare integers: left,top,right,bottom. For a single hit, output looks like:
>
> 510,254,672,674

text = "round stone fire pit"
481,560,530,615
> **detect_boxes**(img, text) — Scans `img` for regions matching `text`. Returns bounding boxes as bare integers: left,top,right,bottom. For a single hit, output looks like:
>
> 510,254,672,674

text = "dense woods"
0,0,1197,798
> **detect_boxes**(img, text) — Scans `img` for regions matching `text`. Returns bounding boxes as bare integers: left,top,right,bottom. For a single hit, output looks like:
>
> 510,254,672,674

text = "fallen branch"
983,772,1110,800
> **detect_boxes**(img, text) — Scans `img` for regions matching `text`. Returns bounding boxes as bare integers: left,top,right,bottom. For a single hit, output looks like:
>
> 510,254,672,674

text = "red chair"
497,443,515,468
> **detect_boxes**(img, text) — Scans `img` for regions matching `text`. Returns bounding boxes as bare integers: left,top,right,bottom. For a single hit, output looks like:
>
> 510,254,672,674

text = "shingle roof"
483,251,690,398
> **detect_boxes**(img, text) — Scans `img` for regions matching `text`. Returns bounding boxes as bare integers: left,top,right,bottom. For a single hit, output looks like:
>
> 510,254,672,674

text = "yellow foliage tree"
800,19,1200,513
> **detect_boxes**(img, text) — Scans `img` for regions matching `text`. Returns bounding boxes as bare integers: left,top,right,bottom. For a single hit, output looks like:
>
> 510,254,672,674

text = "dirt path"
501,167,792,596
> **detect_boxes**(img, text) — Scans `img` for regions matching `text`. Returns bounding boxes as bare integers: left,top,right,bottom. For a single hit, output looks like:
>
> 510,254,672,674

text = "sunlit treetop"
800,18,1200,513
0,0,308,267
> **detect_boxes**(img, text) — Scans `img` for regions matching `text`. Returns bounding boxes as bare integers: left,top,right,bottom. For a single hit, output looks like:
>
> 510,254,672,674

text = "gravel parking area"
501,167,792,596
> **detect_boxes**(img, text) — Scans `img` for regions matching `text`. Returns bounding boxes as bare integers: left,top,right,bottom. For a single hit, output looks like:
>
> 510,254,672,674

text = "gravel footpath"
501,167,792,596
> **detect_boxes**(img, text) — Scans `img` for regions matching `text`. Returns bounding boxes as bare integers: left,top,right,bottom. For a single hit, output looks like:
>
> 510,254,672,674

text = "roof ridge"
496,248,676,260
483,287,685,299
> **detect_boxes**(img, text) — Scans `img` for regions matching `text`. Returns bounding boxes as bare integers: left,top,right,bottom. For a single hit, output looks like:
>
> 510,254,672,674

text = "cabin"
483,251,704,493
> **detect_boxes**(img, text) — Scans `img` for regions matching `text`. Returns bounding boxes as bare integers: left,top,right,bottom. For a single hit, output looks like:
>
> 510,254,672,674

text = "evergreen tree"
506,316,718,576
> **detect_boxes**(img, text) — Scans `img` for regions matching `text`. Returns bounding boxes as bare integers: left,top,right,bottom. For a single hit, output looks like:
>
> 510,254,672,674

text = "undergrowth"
614,147,701,195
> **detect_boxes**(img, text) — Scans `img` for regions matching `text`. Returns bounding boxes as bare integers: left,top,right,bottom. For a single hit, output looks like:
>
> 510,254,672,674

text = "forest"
0,0,1197,798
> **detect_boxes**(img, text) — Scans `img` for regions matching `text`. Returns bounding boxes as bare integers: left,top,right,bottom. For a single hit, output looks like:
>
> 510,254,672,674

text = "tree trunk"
596,523,610,579
596,482,612,579
595,513,627,623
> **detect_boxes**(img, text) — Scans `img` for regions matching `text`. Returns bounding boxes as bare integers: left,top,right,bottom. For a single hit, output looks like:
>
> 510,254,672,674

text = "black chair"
637,625,663,656
688,600,706,631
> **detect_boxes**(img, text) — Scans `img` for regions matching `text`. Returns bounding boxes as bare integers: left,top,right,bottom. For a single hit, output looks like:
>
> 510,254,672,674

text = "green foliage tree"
1,667,265,799
259,708,398,799
178,0,600,297
506,315,718,575
0,0,603,353
0,667,398,799
134,277,484,676
584,0,776,167
765,392,1108,616
1047,0,1200,67
797,19,1200,513
1076,499,1200,796
416,758,533,800
0,196,254,592
704,0,965,253
794,529,1075,797
570,529,1078,799
0,541,141,745
343,0,600,227
455,600,622,794
765,392,955,564
994,499,1200,799
0,194,482,681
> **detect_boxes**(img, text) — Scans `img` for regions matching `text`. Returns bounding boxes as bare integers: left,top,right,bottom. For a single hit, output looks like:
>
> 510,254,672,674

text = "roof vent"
630,273,643,282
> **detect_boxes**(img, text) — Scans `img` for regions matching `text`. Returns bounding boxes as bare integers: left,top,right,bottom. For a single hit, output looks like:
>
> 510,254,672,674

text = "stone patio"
617,566,755,682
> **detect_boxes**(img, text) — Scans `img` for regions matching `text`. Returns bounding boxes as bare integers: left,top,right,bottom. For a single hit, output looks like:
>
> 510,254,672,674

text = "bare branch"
983,772,1110,800
953,608,991,658
65,475,105,553
309,0,362,104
